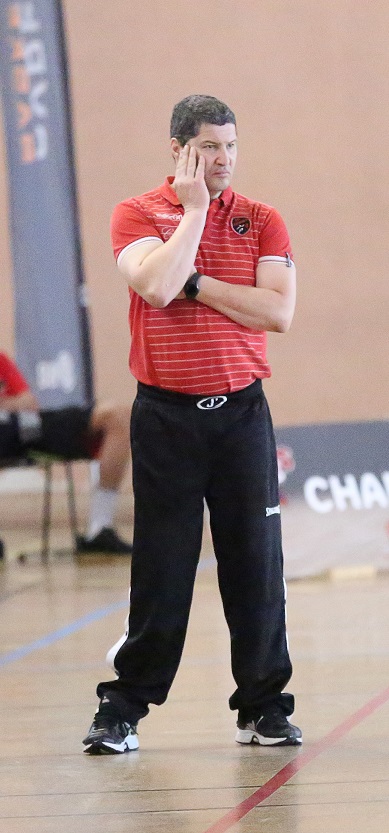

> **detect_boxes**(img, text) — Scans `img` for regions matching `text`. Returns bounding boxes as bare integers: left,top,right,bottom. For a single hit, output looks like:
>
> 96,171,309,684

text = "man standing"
83,95,301,753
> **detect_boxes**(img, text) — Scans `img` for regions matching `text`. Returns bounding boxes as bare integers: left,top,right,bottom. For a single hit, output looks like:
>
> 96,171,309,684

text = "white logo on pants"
196,396,228,410
266,505,281,517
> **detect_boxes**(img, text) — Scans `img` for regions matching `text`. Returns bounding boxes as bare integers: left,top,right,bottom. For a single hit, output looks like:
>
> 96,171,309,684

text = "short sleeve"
258,207,293,261
110,200,162,261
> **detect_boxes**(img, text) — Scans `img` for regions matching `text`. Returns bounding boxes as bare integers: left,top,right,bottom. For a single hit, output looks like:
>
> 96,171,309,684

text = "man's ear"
170,137,182,162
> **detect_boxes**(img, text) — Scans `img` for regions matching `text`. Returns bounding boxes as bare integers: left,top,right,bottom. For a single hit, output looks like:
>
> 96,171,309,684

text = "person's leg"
93,391,208,724
206,391,296,725
77,403,133,552
89,402,130,490
38,405,132,553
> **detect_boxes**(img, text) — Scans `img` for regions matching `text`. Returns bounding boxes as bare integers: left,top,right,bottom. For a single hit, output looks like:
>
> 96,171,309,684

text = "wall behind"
1,0,388,425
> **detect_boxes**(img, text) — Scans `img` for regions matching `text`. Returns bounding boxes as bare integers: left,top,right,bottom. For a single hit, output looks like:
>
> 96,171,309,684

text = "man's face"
173,122,238,198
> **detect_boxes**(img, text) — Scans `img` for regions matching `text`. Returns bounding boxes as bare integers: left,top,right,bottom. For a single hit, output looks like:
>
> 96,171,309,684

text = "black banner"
0,0,93,408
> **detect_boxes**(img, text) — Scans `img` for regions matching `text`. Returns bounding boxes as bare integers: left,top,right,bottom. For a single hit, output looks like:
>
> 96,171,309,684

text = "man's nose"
216,146,229,165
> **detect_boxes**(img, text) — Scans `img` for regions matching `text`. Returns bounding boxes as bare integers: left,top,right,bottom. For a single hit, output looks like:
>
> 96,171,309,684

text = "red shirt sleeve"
111,200,162,261
0,353,30,396
258,206,293,261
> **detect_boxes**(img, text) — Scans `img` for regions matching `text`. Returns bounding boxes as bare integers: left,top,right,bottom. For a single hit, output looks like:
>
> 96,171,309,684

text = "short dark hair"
170,95,236,146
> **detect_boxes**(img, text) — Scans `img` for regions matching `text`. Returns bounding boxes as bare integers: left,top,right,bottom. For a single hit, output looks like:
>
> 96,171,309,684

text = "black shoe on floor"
235,706,302,746
83,697,139,754
76,527,133,555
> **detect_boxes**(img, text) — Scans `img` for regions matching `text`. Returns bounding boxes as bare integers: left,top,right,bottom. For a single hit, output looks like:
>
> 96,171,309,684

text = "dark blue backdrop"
0,0,93,408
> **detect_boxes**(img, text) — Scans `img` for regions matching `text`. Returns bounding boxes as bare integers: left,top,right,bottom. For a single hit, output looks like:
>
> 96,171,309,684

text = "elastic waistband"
137,379,263,407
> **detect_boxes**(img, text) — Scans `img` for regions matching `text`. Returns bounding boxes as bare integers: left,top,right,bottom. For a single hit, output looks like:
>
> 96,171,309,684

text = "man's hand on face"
172,145,210,214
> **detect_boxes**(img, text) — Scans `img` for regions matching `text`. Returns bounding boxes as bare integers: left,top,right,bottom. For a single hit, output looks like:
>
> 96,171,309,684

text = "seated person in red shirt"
0,351,132,555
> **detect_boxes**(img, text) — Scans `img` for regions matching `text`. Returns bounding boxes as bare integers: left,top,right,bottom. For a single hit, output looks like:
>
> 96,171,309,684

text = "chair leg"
65,462,79,551
41,462,52,562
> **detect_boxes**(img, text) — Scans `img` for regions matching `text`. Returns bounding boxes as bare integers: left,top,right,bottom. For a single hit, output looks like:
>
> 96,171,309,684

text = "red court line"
203,683,389,833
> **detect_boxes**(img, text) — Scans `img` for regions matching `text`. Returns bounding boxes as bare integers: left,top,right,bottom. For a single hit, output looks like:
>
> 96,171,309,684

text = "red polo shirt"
111,178,293,395
0,352,30,397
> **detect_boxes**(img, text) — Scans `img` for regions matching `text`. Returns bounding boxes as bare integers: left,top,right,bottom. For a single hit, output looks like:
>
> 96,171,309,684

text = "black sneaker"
76,527,133,555
235,707,302,747
83,697,139,754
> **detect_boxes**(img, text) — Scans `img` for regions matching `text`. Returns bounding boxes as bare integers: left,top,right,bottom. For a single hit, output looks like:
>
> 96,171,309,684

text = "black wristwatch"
184,271,203,299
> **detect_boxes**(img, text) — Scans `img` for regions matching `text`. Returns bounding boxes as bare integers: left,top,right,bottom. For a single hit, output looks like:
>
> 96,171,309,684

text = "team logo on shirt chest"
231,217,251,235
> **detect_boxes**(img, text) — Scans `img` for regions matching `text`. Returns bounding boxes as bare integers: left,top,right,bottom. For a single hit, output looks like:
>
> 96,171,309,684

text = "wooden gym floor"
1,464,389,833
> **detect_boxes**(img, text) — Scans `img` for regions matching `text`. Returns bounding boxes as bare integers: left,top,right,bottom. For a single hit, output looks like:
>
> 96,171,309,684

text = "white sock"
87,487,119,539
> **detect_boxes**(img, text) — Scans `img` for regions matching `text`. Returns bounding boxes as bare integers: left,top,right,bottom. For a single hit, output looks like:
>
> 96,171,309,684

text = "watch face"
185,274,200,298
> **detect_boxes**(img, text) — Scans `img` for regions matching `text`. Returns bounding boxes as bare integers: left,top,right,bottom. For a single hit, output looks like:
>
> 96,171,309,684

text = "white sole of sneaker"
84,732,139,754
235,728,302,746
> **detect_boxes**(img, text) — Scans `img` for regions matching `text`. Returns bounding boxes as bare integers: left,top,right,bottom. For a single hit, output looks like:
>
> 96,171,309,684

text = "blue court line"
0,557,216,670
0,600,128,669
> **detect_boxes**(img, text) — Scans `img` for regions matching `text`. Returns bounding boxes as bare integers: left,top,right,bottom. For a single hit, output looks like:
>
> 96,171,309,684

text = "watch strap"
184,271,203,299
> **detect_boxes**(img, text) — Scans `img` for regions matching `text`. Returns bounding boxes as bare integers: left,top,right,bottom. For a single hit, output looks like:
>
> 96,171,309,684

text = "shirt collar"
216,186,233,207
161,177,234,208
160,177,181,205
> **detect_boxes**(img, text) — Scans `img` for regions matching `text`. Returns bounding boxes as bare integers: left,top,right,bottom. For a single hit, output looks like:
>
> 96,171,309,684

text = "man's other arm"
193,259,297,332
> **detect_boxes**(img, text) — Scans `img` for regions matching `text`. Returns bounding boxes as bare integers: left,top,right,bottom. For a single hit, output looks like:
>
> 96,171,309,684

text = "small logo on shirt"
161,227,176,240
196,396,228,410
231,217,251,235
265,505,281,517
155,212,182,221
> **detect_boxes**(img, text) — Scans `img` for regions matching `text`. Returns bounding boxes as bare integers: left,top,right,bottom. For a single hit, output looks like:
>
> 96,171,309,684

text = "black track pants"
97,380,294,722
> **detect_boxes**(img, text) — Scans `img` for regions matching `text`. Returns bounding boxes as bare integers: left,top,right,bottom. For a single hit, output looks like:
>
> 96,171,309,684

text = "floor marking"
0,601,128,668
202,683,389,833
0,557,216,669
